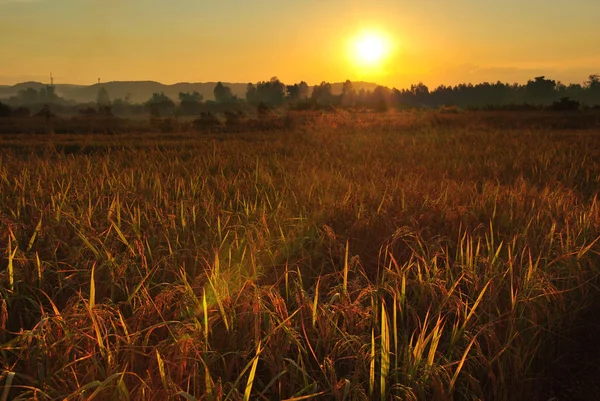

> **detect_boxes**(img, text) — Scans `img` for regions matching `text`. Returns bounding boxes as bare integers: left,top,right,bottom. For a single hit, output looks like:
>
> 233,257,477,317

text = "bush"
257,102,274,118
0,101,11,118
224,110,246,127
33,105,56,120
79,107,98,116
12,107,31,117
548,97,580,111
193,112,222,131
150,117,179,133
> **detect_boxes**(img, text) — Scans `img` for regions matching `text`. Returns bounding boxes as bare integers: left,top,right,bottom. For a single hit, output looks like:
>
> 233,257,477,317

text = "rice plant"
0,112,599,400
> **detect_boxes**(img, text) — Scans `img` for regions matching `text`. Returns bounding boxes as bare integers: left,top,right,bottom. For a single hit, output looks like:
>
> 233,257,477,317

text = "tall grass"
1,114,599,400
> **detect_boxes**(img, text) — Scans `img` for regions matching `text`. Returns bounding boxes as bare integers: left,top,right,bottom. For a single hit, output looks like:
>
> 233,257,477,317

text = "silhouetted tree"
213,82,235,103
246,83,258,104
179,91,203,103
251,77,286,106
341,80,357,107
97,87,111,107
17,88,39,104
584,74,600,105
525,76,556,105
285,85,297,102
112,94,132,115
371,86,392,112
245,77,286,106
355,88,370,107
565,83,584,103
96,87,112,115
39,85,58,103
412,82,430,105
178,91,203,115
586,74,600,88
311,81,334,105
145,92,175,117
286,81,310,102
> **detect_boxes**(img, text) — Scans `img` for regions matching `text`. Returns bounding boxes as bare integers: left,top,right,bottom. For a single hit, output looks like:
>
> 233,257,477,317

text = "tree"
341,80,356,107
286,81,310,102
356,88,369,107
112,94,132,115
179,91,203,103
247,77,286,106
96,87,112,115
213,82,235,103
97,87,111,107
39,85,58,103
311,81,334,105
178,91,203,115
585,74,600,105
265,77,286,105
298,81,309,100
371,86,392,112
525,76,557,105
246,83,259,104
412,82,430,106
145,92,175,117
585,74,600,88
17,88,39,104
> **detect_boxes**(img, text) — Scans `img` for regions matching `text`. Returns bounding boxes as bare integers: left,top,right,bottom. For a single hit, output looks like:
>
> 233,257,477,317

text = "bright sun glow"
351,32,391,67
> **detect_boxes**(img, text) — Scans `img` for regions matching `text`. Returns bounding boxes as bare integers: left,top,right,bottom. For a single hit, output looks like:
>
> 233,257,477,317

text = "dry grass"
1,112,599,400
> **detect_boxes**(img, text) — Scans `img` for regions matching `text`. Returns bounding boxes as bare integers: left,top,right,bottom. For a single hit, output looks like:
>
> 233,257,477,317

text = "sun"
355,35,386,64
351,31,391,67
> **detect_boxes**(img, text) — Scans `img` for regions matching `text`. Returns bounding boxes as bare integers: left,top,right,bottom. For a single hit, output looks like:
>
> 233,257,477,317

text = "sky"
1,0,599,88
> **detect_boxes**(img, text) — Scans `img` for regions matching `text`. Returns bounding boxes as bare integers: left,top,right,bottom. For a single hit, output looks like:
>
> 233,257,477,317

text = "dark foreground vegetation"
1,111,600,400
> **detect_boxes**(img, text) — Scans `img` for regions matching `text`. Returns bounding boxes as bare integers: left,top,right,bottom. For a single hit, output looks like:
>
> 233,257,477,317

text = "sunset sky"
1,0,599,88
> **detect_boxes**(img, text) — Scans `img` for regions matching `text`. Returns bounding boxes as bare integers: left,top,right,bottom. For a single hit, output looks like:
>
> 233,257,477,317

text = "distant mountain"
0,80,381,104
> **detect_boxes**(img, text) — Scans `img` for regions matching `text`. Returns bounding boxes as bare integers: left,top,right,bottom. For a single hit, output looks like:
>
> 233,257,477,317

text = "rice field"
1,112,600,400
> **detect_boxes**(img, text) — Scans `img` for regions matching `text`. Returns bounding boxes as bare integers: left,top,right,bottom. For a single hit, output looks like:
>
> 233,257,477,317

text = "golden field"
1,111,600,400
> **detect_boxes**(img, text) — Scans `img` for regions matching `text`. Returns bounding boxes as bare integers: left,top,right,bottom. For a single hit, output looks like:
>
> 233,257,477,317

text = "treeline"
1,74,600,118
307,75,600,111
395,75,600,110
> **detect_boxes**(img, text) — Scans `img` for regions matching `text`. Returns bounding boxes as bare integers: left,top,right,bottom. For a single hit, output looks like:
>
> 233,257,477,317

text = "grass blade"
380,303,390,401
243,341,262,401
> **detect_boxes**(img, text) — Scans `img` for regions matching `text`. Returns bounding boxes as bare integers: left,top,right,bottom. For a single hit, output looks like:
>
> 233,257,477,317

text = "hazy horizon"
1,0,599,88
1,73,599,90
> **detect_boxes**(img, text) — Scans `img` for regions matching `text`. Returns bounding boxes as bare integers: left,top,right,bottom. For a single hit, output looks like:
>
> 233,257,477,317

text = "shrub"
548,97,580,111
12,107,31,117
0,101,11,118
193,112,222,131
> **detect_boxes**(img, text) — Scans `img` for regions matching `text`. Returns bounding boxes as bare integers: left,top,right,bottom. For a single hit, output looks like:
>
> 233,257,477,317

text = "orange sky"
1,0,599,88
